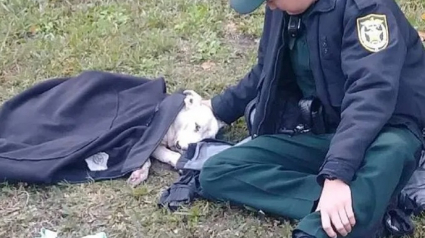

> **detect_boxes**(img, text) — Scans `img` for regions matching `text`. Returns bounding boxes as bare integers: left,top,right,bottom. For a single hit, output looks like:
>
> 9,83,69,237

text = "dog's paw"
126,160,151,187
165,151,181,169
152,146,181,169
127,169,149,187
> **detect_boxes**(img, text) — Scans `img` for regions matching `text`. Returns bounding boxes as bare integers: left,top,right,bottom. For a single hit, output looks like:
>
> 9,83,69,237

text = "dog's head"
166,89,225,152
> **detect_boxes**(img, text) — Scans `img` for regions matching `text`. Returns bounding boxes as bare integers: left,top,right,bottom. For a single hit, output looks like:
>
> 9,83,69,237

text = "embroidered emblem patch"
356,14,389,53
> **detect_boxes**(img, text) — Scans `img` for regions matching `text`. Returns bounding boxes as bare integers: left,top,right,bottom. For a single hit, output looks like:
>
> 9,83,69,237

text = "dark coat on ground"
0,70,184,184
210,0,425,185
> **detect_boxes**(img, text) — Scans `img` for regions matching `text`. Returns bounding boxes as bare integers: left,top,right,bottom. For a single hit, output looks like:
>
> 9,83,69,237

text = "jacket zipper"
244,98,256,136
256,43,285,136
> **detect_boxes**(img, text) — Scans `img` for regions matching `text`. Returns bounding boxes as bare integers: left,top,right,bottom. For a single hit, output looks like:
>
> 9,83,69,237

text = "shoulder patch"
356,14,389,53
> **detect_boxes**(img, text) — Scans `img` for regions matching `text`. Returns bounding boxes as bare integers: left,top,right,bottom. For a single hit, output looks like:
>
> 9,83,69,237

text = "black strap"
311,98,327,134
298,97,328,134
298,97,313,127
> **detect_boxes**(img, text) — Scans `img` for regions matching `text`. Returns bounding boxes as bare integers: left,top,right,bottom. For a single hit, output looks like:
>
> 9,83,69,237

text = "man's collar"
287,0,336,19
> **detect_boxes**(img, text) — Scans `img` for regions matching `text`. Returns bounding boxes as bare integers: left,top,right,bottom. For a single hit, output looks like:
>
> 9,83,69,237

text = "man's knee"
199,140,257,191
199,152,231,196
361,126,422,183
370,126,421,162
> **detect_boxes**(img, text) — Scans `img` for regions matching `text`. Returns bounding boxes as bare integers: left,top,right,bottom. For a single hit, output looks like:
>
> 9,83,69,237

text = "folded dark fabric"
158,138,239,210
401,166,425,215
158,170,200,211
381,193,416,237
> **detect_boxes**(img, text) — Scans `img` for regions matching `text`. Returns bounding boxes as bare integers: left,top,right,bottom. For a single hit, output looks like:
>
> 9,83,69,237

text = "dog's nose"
175,141,182,150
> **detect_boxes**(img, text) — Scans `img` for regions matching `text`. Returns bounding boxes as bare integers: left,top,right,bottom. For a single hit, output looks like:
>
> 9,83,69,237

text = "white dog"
127,89,224,187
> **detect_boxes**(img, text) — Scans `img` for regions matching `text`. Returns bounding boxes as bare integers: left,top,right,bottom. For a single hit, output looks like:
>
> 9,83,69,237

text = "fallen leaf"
422,13,425,20
225,22,237,33
28,25,38,35
201,61,216,70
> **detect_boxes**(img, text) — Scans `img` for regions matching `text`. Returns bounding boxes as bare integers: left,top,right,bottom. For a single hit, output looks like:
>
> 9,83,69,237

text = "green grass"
0,0,424,237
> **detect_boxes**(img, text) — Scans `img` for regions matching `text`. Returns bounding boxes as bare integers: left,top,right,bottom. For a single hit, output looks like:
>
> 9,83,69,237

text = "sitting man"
199,0,425,237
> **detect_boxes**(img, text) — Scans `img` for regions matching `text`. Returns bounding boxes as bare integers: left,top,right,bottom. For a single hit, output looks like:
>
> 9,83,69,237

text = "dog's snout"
175,141,182,150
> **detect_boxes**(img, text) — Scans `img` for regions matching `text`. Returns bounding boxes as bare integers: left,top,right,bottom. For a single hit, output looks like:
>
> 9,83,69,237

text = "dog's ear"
183,90,202,108
183,90,202,100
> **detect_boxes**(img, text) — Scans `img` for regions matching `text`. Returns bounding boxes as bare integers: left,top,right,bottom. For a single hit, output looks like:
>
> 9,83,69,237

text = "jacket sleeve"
317,3,407,185
210,7,272,125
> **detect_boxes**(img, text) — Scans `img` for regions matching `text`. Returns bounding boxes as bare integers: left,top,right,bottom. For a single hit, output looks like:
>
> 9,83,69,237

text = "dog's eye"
195,123,201,132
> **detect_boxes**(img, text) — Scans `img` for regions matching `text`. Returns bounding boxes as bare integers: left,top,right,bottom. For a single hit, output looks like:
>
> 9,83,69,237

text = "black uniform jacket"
211,0,425,185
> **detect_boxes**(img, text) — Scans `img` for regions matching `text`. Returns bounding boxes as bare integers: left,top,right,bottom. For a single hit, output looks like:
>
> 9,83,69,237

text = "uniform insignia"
356,14,389,53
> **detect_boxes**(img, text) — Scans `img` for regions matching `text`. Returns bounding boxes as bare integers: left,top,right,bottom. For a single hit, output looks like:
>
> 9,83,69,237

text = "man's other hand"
315,179,356,237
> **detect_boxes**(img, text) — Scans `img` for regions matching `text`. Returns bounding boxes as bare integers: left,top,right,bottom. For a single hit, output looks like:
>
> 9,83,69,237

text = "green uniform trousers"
199,126,422,238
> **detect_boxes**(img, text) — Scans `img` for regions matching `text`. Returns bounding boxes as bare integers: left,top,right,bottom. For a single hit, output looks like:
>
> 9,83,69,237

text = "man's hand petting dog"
126,90,224,187
315,179,356,238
